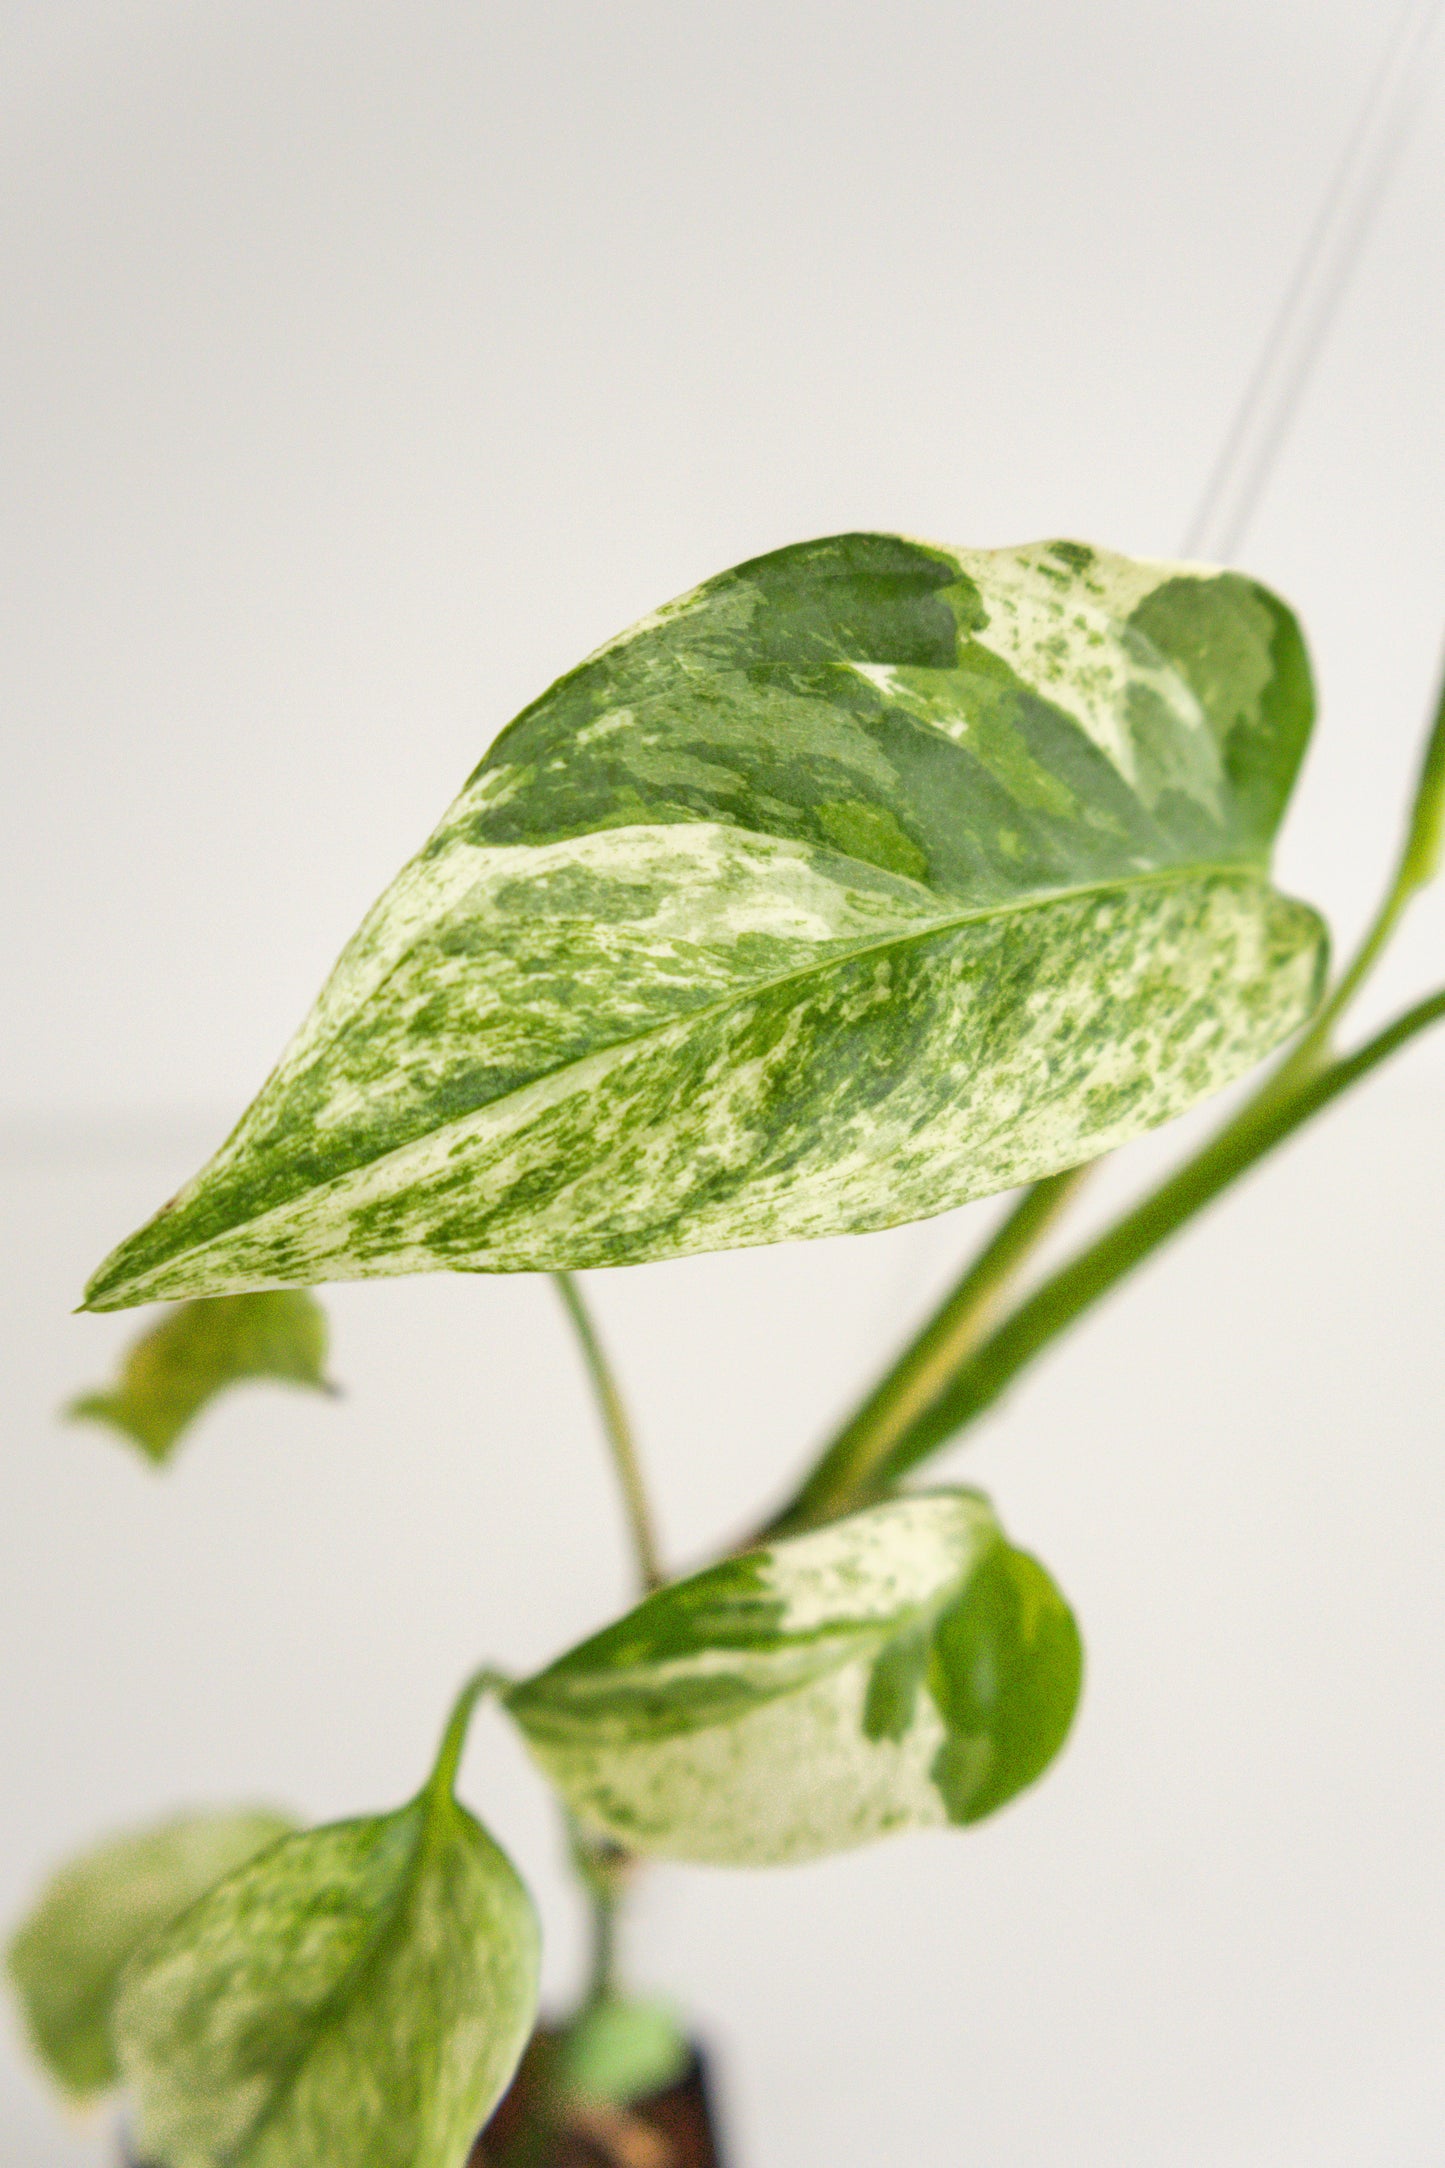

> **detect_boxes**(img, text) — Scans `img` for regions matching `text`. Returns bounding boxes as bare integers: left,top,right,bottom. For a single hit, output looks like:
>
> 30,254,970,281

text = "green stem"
587,1888,617,2008
428,1666,512,1804
566,1823,632,2010
866,986,1445,1487
1263,651,1445,1102
770,1164,1093,1535
554,1273,665,1594
549,1279,659,2033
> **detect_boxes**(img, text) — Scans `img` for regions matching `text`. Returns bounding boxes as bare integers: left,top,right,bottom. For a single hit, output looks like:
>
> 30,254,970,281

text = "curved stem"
554,1273,665,1594
1261,649,1445,1103
867,986,1445,1487
770,1164,1092,1535
428,1666,512,1804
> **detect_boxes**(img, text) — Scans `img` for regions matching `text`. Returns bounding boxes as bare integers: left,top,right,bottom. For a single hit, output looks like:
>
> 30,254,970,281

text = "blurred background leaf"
66,1291,335,1464
5,1807,295,2100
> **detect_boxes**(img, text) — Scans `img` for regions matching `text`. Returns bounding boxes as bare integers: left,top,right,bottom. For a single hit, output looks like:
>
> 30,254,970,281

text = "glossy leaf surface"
113,1791,539,2168
507,1491,1082,1864
68,1292,333,1462
86,534,1324,1309
5,1809,294,2100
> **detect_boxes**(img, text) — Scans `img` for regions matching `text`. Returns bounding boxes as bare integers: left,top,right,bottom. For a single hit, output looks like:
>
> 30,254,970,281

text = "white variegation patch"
539,1661,953,1867
757,1491,996,1632
951,540,1223,812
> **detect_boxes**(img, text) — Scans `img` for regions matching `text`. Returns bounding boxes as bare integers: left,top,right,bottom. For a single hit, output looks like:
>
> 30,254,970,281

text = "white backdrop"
3,4,1444,2164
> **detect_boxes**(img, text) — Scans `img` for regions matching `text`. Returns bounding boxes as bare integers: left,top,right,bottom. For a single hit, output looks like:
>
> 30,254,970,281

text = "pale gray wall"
3,5,1444,2164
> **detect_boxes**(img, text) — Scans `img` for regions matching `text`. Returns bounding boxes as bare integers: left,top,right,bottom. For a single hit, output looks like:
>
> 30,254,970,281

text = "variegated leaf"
112,1789,539,2168
85,534,1325,1309
68,1291,334,1463
505,1491,1082,1865
5,1808,295,2101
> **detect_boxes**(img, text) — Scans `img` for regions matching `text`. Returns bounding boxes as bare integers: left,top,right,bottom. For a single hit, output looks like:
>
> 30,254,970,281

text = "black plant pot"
472,2033,726,2168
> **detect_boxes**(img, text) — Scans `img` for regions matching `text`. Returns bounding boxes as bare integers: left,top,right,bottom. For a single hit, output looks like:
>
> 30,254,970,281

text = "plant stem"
1258,649,1445,1105
428,1666,511,1804
862,986,1445,1488
554,1274,665,1596
587,1885,617,2008
549,1279,659,2036
565,1822,633,2009
769,1164,1093,1535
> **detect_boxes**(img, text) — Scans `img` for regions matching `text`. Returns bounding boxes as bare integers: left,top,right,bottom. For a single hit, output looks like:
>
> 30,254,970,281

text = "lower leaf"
113,1793,539,2168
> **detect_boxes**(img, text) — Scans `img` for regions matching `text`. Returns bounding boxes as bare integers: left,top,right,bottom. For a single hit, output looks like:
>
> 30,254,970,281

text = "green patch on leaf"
926,1545,1082,1822
113,1779,539,2168
862,1624,929,1743
67,1291,334,1463
506,1491,1083,1865
5,1808,294,2101
83,533,1325,1309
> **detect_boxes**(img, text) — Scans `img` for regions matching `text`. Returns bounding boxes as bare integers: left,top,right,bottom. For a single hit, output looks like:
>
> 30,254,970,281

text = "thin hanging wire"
1183,0,1445,561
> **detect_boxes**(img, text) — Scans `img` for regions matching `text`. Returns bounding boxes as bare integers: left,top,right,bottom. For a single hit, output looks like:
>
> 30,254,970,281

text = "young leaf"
5,1808,294,2101
112,1785,539,2168
505,1491,1082,1865
84,534,1325,1310
554,1997,691,2107
67,1291,334,1463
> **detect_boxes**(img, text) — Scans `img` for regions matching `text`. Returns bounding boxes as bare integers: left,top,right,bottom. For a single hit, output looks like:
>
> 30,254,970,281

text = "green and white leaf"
506,1490,1082,1865
85,534,1326,1309
113,1787,539,2168
5,1808,294,2101
67,1292,334,1463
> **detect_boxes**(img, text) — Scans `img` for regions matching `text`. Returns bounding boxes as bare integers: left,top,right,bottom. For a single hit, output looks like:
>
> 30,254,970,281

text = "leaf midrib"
99,851,1273,1303
217,1803,445,2168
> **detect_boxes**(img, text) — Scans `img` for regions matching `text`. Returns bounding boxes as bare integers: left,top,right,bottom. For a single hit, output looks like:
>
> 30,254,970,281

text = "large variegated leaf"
5,1809,294,2101
112,1787,539,2168
85,534,1325,1309
505,1491,1082,1865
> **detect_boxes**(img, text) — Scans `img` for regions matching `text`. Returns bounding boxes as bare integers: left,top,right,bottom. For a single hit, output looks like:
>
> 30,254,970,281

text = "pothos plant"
9,533,1445,2167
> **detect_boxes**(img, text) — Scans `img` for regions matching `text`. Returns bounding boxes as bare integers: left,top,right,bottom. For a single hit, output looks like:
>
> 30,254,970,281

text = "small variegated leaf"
112,1788,539,2168
84,534,1325,1310
67,1291,334,1463
505,1491,1082,1865
4,1808,294,2101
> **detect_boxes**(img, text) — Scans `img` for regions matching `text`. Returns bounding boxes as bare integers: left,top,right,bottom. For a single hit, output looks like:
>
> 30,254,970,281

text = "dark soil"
470,2034,725,2168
